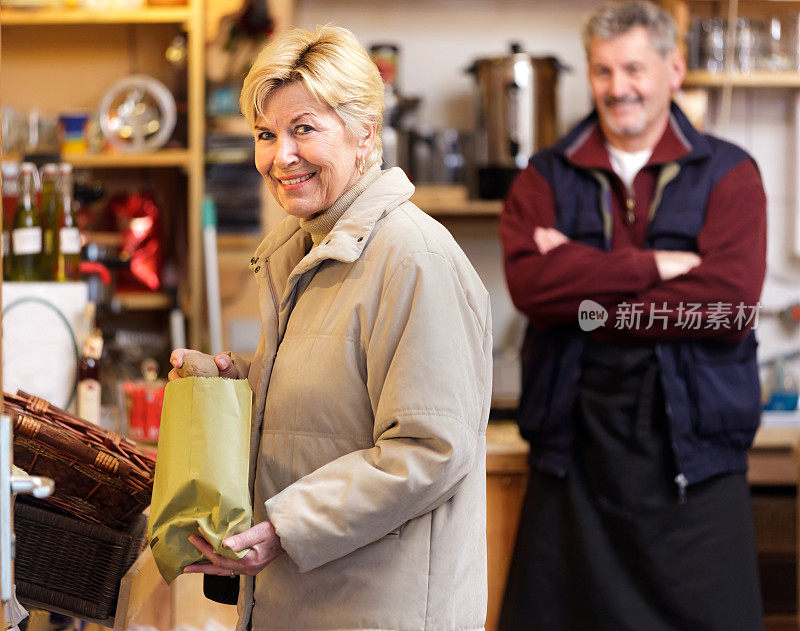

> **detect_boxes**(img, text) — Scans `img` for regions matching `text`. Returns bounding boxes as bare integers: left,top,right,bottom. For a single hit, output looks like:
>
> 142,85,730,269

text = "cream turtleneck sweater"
299,163,382,248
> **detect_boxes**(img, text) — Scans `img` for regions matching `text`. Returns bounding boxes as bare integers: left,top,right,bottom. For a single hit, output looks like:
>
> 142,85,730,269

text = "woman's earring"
358,157,365,175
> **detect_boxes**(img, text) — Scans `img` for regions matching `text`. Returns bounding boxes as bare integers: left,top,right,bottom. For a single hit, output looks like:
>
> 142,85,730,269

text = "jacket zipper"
674,473,688,505
625,195,635,225
654,344,689,505
264,257,279,317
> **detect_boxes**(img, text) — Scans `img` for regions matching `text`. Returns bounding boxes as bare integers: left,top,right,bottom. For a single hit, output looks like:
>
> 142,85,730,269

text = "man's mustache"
604,95,644,107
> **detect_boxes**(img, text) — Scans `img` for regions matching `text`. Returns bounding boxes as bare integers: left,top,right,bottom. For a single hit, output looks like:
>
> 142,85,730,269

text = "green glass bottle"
1,208,8,283
1,161,18,281
10,162,43,282
57,163,81,281
40,163,59,281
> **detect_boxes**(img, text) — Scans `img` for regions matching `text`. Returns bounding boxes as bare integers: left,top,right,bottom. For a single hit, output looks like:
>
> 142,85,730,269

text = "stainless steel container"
468,45,561,198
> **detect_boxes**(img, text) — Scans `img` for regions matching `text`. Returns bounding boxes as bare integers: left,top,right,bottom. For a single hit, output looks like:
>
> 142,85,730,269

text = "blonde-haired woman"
171,25,492,630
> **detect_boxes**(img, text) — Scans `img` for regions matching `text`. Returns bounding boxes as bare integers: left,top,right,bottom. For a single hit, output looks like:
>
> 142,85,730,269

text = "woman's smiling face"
254,82,366,219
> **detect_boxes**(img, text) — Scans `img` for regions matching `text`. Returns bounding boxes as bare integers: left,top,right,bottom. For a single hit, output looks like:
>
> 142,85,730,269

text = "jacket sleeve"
263,251,492,573
606,159,767,341
500,165,661,327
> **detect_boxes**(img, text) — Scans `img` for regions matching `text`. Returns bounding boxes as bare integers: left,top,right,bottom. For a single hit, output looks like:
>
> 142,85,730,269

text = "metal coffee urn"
468,44,562,199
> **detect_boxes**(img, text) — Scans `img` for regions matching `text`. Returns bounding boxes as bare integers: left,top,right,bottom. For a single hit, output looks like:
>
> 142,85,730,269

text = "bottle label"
60,227,81,254
12,227,42,255
78,378,101,425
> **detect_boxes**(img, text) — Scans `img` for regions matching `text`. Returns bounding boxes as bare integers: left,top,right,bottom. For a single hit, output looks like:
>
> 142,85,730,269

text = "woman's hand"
183,521,285,577
168,349,239,381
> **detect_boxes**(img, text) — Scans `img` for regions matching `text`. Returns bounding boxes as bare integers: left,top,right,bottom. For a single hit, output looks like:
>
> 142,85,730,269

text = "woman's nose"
275,135,299,167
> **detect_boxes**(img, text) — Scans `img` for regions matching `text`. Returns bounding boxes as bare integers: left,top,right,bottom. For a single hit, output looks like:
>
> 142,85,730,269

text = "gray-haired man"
500,2,766,629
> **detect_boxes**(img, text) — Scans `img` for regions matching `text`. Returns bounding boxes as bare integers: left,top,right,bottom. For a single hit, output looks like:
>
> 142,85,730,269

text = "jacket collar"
555,101,711,171
250,167,415,280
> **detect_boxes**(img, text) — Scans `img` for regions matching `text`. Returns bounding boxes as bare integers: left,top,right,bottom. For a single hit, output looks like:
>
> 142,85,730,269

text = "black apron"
499,343,764,631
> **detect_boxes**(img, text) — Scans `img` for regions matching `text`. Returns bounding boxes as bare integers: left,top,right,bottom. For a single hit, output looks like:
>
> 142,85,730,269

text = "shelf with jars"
684,69,800,87
670,0,800,89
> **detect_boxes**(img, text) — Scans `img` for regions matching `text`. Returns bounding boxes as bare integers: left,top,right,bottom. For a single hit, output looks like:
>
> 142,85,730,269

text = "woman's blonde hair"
240,25,385,168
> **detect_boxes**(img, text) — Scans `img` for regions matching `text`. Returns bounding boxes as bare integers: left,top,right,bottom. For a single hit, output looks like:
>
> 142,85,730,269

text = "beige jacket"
236,168,492,630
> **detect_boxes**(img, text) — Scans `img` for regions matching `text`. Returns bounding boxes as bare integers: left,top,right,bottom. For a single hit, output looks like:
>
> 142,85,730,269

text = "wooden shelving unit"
1,2,206,347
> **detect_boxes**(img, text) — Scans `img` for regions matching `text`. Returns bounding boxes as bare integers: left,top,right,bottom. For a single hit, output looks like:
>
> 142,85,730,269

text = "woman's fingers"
185,523,284,576
169,348,195,368
169,349,239,380
188,534,223,559
185,535,242,575
213,353,240,379
223,521,274,553
183,562,235,576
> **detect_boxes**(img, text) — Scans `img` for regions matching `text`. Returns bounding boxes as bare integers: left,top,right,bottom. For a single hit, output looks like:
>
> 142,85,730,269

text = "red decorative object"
107,192,163,291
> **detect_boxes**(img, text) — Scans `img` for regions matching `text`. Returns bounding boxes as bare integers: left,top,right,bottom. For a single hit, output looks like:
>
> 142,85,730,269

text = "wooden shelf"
113,291,171,310
0,6,193,26
65,149,190,169
684,70,800,88
410,184,503,218
217,233,263,250
424,199,503,218
84,231,122,247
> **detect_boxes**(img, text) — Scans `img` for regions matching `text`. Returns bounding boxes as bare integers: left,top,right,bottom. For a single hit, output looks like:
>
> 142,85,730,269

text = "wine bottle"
10,162,42,281
57,163,81,281
40,163,59,281
78,328,103,425
1,161,18,281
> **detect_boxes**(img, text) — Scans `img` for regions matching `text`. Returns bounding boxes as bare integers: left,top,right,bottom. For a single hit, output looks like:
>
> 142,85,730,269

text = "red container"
125,381,165,442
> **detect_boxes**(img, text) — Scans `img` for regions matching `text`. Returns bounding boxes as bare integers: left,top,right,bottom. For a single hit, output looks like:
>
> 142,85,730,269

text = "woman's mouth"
277,172,316,186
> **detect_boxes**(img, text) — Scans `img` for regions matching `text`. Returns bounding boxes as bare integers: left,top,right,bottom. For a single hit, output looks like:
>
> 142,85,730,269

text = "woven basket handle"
12,411,132,478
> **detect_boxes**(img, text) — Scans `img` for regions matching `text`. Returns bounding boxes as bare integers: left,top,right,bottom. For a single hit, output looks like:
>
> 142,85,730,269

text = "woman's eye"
256,130,274,141
296,124,314,134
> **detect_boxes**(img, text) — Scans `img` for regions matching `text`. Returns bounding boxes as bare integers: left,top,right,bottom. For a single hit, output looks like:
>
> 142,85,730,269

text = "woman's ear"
357,125,377,157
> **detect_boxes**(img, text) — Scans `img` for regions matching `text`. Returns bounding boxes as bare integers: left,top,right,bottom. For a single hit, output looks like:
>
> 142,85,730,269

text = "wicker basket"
4,390,155,529
14,497,147,623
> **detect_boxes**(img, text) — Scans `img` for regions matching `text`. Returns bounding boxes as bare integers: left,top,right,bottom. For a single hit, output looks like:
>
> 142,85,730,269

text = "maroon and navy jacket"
500,102,767,484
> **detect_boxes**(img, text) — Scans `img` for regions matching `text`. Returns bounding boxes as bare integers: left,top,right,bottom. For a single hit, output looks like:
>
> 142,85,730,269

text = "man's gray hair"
583,0,678,57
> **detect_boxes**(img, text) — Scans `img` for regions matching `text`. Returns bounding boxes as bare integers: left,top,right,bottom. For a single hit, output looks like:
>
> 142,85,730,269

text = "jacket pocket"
688,333,760,447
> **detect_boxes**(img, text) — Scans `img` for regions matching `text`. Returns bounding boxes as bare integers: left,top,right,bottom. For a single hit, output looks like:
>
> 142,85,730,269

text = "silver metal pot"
468,44,563,198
